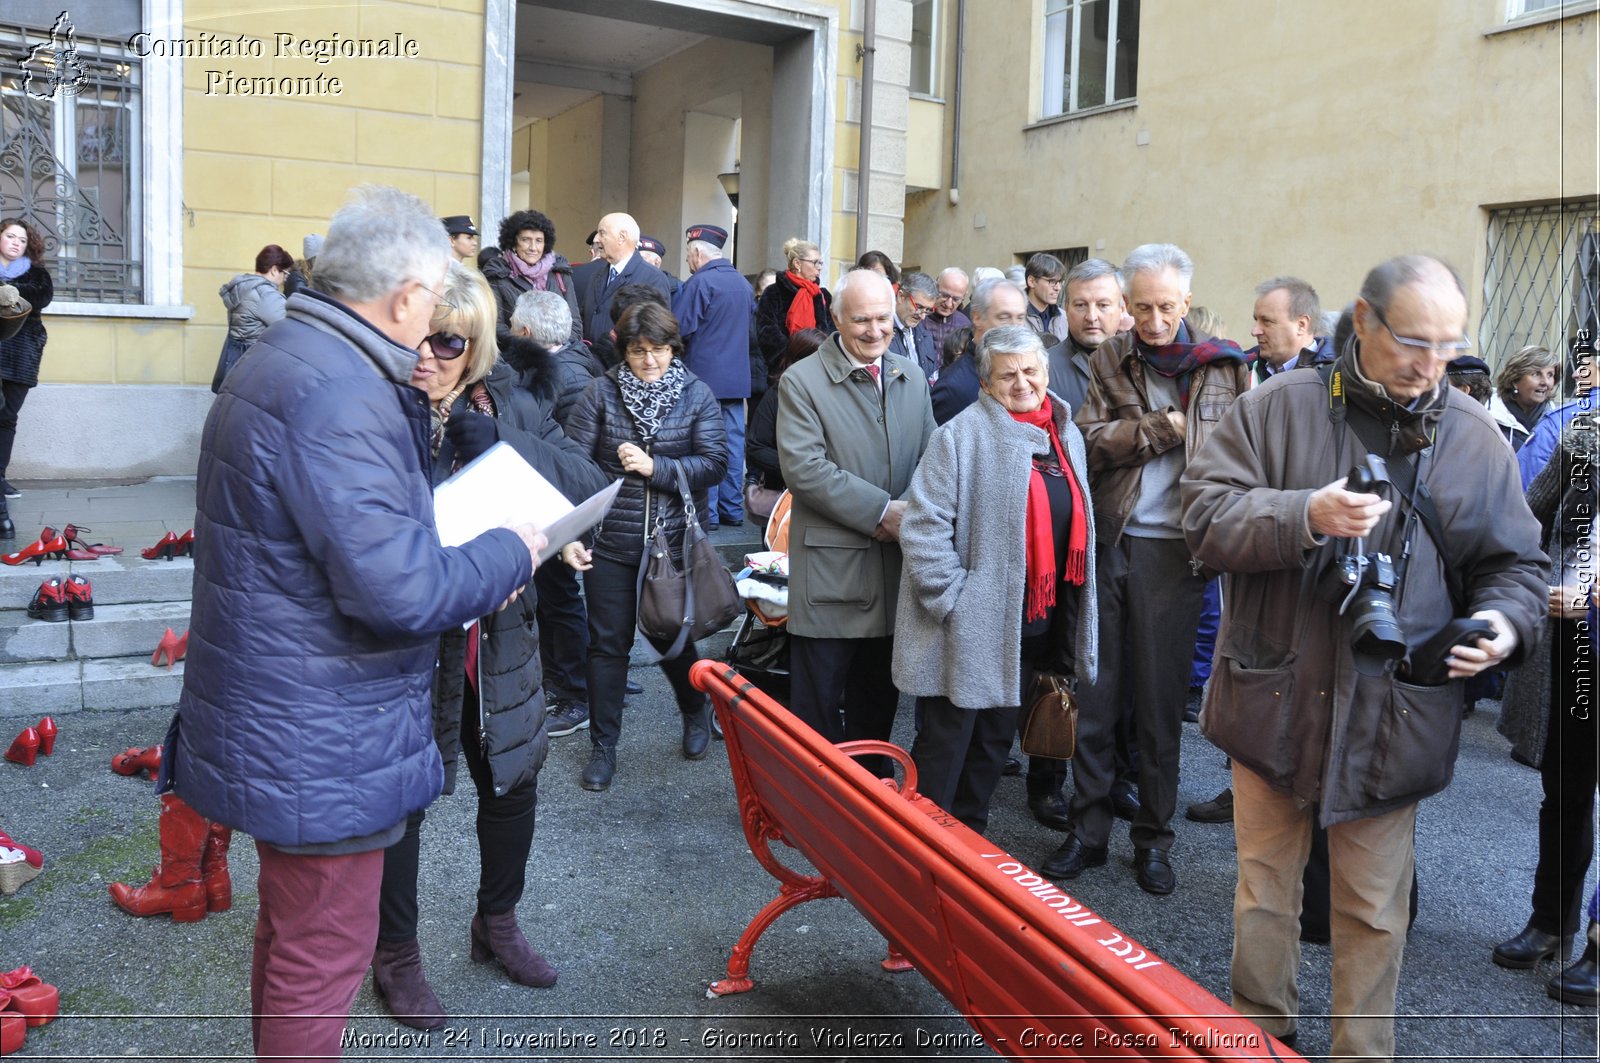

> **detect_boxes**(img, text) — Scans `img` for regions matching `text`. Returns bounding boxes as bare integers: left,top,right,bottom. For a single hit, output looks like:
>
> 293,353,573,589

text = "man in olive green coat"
777,269,936,753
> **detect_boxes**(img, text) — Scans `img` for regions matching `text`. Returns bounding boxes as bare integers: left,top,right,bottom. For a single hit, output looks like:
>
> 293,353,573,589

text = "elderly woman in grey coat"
892,325,1098,834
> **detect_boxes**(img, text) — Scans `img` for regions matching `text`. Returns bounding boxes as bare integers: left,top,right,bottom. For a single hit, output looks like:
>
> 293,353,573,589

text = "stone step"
0,601,191,663
0,554,194,607
68,601,193,660
0,657,185,717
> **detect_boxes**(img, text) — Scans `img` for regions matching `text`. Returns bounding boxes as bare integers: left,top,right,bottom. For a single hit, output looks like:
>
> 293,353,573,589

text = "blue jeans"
706,399,745,525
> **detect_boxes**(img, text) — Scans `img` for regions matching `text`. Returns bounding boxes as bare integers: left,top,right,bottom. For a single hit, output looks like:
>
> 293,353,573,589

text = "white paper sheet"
433,441,620,563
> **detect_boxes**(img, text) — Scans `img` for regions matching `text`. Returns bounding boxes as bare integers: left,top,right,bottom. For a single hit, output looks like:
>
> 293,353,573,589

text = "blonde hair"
431,261,500,385
782,237,820,270
1188,305,1227,339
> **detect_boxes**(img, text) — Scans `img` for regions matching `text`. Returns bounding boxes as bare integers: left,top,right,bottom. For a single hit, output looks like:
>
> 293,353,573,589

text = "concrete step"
0,657,186,717
0,554,194,607
0,607,72,662
83,656,184,711
68,601,193,660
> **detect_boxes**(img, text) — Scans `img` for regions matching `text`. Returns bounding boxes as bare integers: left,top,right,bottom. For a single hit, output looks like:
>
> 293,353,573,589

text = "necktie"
866,363,880,382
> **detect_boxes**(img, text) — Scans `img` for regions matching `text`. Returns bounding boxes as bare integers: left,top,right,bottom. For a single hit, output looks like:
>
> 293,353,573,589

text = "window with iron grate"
1,3,144,304
1481,202,1599,370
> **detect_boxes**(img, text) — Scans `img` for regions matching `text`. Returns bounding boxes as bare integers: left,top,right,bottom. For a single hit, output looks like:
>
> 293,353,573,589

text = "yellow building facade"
3,0,1594,478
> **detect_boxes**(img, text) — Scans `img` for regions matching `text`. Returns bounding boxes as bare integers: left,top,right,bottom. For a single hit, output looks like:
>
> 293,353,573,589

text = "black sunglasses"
421,332,470,360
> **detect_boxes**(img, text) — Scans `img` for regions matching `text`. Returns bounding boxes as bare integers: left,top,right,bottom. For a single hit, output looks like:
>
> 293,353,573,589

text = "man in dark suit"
1044,258,1126,413
889,271,940,382
579,213,675,364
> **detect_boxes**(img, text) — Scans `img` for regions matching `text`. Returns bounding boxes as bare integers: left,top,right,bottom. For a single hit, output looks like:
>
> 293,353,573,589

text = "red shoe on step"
62,523,123,555
2,528,67,566
151,628,187,668
141,531,182,560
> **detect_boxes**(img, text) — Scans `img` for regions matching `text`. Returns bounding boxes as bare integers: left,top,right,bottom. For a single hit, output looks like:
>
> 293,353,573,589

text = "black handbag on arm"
635,461,741,660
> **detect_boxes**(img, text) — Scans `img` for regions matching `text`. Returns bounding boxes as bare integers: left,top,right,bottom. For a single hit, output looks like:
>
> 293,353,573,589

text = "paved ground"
0,480,1596,1061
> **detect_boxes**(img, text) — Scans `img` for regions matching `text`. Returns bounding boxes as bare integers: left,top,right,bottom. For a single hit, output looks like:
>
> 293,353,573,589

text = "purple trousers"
251,842,384,1061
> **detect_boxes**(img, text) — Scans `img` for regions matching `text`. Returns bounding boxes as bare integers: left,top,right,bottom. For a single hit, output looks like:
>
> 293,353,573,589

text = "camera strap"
1319,363,1467,615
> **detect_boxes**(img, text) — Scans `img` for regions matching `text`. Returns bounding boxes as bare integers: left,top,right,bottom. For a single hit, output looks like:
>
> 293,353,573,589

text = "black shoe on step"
682,703,711,760
1548,937,1600,1005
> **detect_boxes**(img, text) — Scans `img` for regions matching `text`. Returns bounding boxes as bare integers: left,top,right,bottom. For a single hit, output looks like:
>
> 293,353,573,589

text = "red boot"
201,822,233,913
107,794,208,921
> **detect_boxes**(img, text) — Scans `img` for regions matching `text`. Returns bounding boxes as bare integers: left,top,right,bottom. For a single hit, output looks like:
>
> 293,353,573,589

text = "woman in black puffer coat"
562,301,727,793
372,264,605,1031
0,218,52,503
480,209,582,347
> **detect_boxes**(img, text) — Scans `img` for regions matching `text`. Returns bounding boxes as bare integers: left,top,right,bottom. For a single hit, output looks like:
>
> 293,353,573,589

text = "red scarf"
784,271,822,335
1010,404,1087,623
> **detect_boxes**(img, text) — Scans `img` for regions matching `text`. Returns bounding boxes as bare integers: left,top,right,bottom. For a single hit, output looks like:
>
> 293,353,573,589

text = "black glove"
444,411,499,464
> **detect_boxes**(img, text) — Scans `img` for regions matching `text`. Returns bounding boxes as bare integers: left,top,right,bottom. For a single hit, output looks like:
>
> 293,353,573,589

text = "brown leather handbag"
1019,672,1078,760
635,464,741,659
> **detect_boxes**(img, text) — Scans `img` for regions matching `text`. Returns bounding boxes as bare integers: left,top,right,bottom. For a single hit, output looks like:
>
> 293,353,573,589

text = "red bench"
690,660,1303,1061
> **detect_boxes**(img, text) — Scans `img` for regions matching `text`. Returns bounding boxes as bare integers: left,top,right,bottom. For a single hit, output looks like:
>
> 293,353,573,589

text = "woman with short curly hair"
1490,344,1560,451
0,217,51,503
481,209,581,346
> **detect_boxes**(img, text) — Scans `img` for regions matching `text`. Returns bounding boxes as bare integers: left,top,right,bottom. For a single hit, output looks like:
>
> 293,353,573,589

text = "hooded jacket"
219,273,287,346
1182,358,1547,825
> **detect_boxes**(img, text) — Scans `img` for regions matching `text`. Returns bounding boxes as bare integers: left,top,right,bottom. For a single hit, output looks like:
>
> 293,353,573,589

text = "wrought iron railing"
0,19,141,303
1481,201,1599,368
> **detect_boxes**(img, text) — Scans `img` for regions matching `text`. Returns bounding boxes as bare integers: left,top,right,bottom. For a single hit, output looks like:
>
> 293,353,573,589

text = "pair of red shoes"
0,828,44,895
0,966,61,1055
3,717,56,768
1,524,122,565
152,628,188,669
141,530,194,561
25,576,92,623
111,744,161,781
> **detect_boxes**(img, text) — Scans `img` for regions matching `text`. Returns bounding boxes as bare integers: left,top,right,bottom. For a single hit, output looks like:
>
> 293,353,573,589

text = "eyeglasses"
905,298,935,320
421,332,470,360
796,258,822,267
1371,306,1471,356
625,343,673,364
417,282,455,311
936,291,963,304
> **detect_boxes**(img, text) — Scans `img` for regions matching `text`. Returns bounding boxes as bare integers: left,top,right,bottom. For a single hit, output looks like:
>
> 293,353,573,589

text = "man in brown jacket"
1041,243,1252,895
1182,254,1546,1060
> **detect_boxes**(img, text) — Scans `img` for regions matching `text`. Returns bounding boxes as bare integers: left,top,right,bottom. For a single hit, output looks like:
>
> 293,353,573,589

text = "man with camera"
1182,254,1546,1062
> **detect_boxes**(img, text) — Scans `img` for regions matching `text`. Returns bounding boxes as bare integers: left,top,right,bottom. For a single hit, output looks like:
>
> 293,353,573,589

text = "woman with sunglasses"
756,237,834,374
371,262,604,1031
561,300,727,793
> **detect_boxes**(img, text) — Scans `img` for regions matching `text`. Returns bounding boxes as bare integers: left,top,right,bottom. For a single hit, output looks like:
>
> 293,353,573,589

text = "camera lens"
1349,589,1406,676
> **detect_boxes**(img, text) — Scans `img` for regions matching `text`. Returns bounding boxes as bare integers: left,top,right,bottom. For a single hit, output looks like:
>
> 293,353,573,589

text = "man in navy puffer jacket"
163,186,546,1062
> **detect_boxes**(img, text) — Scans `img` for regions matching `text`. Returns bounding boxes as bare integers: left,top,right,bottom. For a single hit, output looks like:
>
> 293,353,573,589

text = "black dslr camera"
1318,456,1406,676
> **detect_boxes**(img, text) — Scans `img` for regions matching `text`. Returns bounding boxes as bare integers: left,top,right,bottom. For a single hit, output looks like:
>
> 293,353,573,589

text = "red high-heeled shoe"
0,967,60,1028
0,1002,22,1055
173,529,195,557
4,727,40,766
141,531,180,560
2,528,67,566
62,523,122,555
151,628,188,668
111,744,162,779
0,827,43,895
35,716,56,756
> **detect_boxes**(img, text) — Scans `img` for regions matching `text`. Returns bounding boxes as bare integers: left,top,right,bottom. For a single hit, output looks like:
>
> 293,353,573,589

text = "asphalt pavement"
0,519,1596,1062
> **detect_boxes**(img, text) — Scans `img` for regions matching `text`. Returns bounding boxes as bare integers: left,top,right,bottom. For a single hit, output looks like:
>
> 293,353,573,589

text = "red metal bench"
690,660,1303,1061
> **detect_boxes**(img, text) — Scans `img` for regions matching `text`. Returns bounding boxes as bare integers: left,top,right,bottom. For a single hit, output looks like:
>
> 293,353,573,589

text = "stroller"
723,492,792,703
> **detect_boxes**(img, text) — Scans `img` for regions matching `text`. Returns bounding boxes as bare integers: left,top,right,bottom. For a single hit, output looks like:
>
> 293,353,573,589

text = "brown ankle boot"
470,910,557,987
200,823,232,912
371,938,446,1031
108,794,207,921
